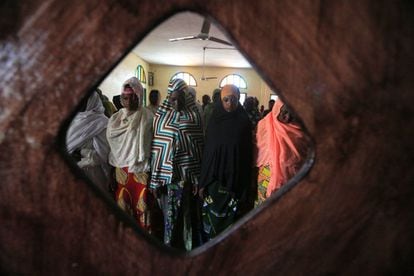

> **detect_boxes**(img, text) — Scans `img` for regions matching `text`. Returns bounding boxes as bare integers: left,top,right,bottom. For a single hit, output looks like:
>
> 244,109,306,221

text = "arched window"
170,72,197,87
136,65,146,84
219,74,247,89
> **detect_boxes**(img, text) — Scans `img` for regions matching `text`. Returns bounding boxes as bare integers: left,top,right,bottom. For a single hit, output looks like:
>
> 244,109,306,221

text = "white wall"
99,52,276,107
149,64,276,106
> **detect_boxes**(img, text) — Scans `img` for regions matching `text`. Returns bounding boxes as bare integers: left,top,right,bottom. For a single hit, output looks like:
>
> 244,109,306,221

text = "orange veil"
256,100,306,197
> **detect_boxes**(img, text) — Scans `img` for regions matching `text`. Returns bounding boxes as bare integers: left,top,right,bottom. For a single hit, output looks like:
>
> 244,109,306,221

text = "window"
136,65,146,84
170,72,197,87
239,93,247,105
219,74,247,89
270,94,278,101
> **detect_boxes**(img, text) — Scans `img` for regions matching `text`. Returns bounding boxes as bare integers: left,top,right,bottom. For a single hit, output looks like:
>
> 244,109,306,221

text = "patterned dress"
255,164,271,207
115,168,151,230
106,77,155,232
150,79,204,250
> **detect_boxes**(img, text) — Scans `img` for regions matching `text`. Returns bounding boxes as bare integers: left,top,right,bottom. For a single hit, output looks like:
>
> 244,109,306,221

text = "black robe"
199,103,253,202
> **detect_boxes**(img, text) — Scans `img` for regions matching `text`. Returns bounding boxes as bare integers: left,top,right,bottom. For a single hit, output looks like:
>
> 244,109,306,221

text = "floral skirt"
158,181,202,250
255,164,271,207
114,167,151,231
202,181,238,241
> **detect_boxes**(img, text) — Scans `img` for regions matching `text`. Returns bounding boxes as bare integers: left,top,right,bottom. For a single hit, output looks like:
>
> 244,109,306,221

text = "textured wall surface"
0,0,413,274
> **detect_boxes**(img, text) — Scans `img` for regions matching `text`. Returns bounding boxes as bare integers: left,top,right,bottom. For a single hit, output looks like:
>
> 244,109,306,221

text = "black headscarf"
199,101,253,201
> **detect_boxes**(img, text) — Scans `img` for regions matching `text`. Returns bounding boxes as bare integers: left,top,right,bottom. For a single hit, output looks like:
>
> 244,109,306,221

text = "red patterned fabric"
114,167,151,231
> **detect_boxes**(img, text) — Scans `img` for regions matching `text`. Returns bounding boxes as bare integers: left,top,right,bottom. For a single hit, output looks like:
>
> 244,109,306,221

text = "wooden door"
0,0,413,274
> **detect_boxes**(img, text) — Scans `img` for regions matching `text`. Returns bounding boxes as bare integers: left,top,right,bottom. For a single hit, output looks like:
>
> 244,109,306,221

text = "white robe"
106,107,153,173
66,92,111,191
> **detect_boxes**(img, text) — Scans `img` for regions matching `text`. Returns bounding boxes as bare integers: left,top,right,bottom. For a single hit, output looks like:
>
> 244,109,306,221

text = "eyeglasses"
222,96,238,103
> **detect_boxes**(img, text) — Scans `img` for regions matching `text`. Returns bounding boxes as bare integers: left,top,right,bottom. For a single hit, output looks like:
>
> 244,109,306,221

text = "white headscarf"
106,77,153,173
66,91,109,164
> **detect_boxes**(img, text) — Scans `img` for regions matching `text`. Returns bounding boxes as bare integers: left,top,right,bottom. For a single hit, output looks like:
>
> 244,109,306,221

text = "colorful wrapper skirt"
159,181,202,250
255,164,271,207
114,167,151,231
202,181,238,241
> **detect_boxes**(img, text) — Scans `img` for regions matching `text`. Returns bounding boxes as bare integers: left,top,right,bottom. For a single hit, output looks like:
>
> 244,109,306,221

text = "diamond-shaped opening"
61,11,314,252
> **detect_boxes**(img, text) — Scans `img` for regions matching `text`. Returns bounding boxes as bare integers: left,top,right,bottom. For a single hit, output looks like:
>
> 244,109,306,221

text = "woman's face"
121,87,139,111
221,86,239,112
277,104,292,124
169,90,186,111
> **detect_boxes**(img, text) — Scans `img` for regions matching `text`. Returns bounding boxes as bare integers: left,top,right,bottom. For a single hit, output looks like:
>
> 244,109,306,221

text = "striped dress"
150,79,204,250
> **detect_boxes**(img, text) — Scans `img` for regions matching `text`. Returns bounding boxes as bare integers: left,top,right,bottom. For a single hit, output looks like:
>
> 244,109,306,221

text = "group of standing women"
66,76,309,251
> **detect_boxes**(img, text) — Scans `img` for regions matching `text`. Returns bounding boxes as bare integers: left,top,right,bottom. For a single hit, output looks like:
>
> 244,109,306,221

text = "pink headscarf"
256,100,306,197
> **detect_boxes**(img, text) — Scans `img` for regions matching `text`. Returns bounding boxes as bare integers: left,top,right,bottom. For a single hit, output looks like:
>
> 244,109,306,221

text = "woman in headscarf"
243,96,261,131
96,88,117,117
203,88,221,133
199,84,253,241
106,77,154,231
66,91,111,193
150,78,204,250
147,89,160,115
255,99,309,206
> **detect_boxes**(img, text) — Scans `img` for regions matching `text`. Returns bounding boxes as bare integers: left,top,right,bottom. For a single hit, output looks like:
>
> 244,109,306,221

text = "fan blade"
201,76,218,80
169,36,198,42
200,19,211,35
208,36,233,46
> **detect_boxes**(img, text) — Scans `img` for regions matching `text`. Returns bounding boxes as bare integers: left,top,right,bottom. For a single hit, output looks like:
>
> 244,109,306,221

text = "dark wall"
0,0,413,274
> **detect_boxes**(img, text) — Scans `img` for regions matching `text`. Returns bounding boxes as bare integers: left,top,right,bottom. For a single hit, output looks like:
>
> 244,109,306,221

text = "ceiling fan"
201,47,218,81
169,18,233,46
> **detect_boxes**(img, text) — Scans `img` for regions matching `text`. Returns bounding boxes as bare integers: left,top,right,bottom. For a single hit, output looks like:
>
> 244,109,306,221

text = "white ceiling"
133,12,252,68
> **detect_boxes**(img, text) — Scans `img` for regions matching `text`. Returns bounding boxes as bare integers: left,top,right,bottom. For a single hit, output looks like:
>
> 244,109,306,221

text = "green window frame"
136,65,146,84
